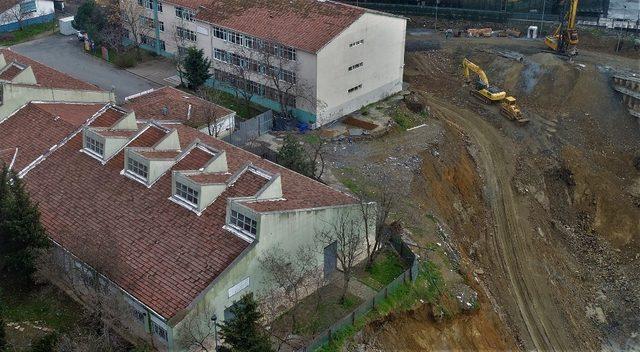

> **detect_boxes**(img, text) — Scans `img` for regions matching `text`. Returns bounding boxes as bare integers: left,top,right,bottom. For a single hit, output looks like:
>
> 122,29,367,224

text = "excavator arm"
545,0,579,56
462,58,490,87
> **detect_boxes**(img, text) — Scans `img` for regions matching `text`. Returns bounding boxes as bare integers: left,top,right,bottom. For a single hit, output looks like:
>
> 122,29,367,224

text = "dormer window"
175,181,199,206
127,157,148,180
230,210,257,236
85,135,104,156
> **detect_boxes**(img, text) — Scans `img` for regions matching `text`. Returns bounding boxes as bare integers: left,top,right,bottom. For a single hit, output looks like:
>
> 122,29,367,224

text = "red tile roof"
0,63,24,81
123,87,234,126
162,0,209,10
20,119,356,319
0,103,106,172
196,0,366,53
1,49,102,91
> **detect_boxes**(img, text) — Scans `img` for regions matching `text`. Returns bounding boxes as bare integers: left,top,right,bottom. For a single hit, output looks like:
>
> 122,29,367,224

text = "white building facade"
132,0,406,127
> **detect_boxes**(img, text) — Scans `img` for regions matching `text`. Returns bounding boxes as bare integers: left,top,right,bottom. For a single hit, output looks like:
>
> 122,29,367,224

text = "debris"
343,116,379,130
407,123,427,131
467,28,492,38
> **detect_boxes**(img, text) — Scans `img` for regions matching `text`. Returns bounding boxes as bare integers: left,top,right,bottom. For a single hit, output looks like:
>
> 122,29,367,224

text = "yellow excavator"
461,58,528,123
544,0,579,57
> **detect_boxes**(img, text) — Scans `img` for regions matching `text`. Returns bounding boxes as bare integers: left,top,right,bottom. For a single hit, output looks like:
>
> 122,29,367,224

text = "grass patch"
356,251,406,290
0,274,83,351
392,106,428,131
0,21,56,46
271,283,362,339
316,261,445,352
200,88,266,120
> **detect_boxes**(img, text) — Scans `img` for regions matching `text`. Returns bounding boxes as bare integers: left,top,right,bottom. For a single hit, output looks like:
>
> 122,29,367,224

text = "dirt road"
427,95,577,351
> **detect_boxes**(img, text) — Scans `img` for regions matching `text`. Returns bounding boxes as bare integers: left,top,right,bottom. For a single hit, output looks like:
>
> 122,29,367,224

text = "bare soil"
326,33,640,351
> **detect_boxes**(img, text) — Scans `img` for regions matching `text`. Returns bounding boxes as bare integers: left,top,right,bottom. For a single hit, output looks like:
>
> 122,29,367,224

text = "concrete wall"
171,202,370,350
0,83,114,122
0,0,54,31
315,12,406,126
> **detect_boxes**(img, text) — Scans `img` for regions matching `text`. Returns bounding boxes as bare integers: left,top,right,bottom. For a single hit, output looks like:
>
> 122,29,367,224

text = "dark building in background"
339,0,609,21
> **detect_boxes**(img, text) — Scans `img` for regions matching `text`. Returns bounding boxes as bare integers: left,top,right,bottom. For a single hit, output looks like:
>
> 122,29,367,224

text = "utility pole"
434,0,440,31
540,0,547,35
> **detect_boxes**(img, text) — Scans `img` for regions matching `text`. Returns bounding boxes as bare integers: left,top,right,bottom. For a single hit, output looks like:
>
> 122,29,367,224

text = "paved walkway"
125,57,178,88
11,34,159,102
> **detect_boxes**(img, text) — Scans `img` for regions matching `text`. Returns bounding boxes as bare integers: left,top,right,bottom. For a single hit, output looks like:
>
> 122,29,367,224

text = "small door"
323,241,337,277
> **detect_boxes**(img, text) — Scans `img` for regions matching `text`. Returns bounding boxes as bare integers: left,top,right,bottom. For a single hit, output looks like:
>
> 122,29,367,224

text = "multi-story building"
0,49,370,350
132,0,406,127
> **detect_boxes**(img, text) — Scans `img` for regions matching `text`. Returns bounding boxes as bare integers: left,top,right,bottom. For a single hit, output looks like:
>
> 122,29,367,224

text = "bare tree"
170,17,191,86
195,88,225,138
119,0,154,51
176,301,217,352
259,245,318,330
305,136,327,181
359,190,394,269
315,210,366,303
0,6,45,31
35,235,151,350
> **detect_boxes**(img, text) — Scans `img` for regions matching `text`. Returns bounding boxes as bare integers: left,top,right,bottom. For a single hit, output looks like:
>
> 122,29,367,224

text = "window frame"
84,135,104,157
126,157,149,180
229,209,257,236
175,181,199,206
151,320,168,341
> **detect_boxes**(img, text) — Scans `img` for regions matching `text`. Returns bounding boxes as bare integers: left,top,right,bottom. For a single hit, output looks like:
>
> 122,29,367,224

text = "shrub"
114,52,136,68
31,333,59,352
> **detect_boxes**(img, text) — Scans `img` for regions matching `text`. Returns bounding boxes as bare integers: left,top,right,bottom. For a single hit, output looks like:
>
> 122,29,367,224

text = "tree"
195,88,225,138
218,294,273,352
259,246,319,330
277,135,315,179
73,0,106,42
176,301,217,352
0,166,49,283
316,211,366,303
0,301,5,352
181,47,212,90
359,189,394,268
119,0,153,51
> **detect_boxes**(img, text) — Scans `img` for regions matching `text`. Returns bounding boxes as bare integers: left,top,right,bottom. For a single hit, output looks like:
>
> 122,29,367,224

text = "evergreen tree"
277,135,315,179
181,47,212,90
218,294,273,352
0,296,6,351
0,166,49,283
72,0,106,42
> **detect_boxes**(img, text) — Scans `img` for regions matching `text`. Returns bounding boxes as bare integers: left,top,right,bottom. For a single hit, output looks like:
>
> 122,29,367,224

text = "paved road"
11,34,159,101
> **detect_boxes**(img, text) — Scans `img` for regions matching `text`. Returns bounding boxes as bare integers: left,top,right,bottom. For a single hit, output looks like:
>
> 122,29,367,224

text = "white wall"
0,0,54,26
315,12,406,126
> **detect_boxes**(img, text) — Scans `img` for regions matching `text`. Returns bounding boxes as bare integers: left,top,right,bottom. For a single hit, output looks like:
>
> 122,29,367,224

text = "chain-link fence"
301,234,419,352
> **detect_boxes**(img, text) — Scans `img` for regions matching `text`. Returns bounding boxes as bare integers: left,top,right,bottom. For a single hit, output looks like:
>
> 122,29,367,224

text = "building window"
282,46,296,61
175,181,199,205
176,26,196,42
158,20,164,32
230,210,257,235
348,84,362,93
348,62,363,71
127,158,148,180
138,0,162,11
19,0,36,14
177,46,189,57
213,26,226,40
139,16,162,31
175,6,194,21
213,48,228,62
349,39,364,48
141,35,166,51
132,308,146,323
151,321,168,341
85,135,104,156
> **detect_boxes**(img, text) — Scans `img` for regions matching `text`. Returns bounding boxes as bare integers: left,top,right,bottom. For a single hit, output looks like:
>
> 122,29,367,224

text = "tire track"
428,96,576,351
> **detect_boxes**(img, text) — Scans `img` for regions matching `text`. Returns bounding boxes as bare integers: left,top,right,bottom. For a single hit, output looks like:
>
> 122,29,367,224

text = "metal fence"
223,110,273,147
301,234,419,352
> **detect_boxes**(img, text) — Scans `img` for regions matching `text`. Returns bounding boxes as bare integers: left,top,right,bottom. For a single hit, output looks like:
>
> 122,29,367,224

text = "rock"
431,304,446,323
452,283,479,312
474,268,485,275
404,92,426,113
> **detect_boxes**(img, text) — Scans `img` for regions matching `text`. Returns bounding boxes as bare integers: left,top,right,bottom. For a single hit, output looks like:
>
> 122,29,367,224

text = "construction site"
320,3,640,351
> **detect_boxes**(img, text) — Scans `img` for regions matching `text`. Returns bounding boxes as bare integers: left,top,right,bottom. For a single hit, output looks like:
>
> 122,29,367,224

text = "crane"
461,58,528,123
544,0,579,56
